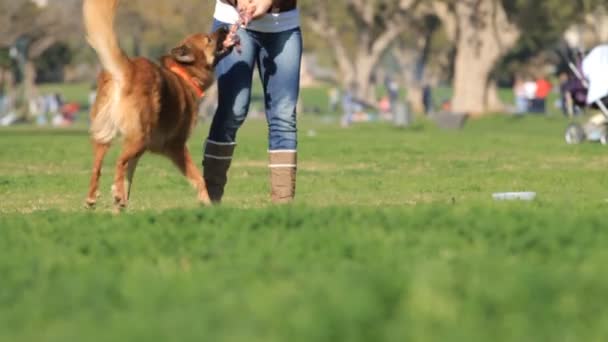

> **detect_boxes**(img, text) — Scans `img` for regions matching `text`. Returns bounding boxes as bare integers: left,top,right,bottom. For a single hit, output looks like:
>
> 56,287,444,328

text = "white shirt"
523,82,537,100
213,0,300,33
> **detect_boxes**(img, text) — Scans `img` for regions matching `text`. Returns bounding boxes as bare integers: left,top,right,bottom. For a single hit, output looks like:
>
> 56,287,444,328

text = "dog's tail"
83,0,129,81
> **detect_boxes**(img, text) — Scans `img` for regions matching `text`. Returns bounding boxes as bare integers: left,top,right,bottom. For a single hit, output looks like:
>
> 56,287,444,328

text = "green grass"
1,114,608,341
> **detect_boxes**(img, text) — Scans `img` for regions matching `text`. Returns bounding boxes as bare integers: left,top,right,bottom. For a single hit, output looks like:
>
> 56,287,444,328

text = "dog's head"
171,26,232,67
166,26,232,89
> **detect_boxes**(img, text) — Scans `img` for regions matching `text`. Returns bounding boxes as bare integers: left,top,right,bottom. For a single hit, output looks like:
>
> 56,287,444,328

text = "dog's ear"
171,45,195,64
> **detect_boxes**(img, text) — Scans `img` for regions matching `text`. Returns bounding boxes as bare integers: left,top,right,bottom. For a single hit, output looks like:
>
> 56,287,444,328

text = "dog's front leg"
165,146,212,206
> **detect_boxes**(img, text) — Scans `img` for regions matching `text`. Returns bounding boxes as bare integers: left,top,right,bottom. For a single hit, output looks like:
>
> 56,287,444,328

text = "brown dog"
83,0,234,211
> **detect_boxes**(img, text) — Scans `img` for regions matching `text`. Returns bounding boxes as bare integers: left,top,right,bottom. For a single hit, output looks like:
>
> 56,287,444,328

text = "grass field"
1,113,608,341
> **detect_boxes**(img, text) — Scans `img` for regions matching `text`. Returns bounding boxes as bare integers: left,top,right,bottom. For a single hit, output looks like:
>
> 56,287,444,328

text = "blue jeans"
208,20,302,150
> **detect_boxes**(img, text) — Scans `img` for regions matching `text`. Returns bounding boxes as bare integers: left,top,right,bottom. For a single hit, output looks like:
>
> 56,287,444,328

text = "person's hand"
237,3,255,27
238,0,273,21
222,26,240,51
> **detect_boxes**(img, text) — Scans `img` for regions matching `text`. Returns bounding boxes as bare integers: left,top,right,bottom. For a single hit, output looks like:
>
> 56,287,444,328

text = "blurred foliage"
0,48,10,68
504,0,585,50
496,0,606,82
34,43,72,83
0,0,607,86
115,0,215,58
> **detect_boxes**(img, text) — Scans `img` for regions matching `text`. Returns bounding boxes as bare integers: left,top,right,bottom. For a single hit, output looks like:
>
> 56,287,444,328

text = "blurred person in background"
558,72,572,117
340,83,358,127
0,82,5,115
534,75,552,114
384,76,400,114
423,84,433,115
328,86,340,113
32,95,47,126
523,77,537,113
513,75,527,114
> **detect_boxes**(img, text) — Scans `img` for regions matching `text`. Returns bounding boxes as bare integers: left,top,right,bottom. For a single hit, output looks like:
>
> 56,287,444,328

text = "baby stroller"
563,45,608,145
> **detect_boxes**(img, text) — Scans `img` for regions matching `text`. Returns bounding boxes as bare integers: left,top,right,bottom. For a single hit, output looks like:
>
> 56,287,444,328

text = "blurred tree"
392,10,446,112
3,0,604,120
0,0,215,118
35,43,72,83
432,0,519,115
0,48,12,104
433,0,602,115
0,0,80,117
581,5,608,45
301,0,424,103
116,0,215,58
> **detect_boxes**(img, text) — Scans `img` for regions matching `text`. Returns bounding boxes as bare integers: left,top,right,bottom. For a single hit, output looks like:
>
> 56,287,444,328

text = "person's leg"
203,21,258,203
256,28,302,203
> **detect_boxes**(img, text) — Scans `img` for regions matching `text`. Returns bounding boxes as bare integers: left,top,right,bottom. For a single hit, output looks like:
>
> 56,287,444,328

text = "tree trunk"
1,68,16,108
395,51,429,113
450,0,520,116
485,81,504,113
407,85,424,113
451,43,499,115
354,57,376,105
6,72,16,114
23,60,38,118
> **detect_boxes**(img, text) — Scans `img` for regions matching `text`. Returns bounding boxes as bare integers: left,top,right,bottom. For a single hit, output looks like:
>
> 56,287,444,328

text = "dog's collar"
167,62,205,99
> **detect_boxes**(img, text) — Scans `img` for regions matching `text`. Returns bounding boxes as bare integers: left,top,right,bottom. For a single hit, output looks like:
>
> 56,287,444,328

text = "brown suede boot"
269,150,297,204
203,140,236,204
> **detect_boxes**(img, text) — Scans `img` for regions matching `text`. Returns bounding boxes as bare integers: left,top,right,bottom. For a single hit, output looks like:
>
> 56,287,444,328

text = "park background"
1,1,608,341
2,0,608,119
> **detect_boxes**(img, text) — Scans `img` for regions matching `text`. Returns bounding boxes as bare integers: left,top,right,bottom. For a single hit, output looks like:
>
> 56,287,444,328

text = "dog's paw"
113,195,126,208
112,204,126,215
111,184,127,204
84,198,97,210
198,192,212,206
112,198,127,214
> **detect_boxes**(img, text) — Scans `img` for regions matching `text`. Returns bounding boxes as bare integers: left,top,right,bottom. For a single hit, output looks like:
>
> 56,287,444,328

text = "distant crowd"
336,76,424,127
0,91,84,127
0,69,592,129
513,76,553,114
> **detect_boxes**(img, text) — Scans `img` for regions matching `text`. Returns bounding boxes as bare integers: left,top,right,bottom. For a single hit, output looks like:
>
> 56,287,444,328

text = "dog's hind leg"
86,141,111,209
165,146,212,206
112,139,146,212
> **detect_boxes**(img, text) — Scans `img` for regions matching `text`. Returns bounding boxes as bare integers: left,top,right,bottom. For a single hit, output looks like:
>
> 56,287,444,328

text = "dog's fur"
83,0,231,210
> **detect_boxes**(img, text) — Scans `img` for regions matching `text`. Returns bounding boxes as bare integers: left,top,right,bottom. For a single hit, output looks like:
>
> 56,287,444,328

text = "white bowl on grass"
492,192,536,201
